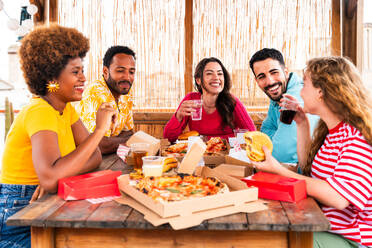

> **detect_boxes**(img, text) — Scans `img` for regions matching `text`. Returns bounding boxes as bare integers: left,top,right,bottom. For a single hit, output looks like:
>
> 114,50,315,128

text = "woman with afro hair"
0,25,117,247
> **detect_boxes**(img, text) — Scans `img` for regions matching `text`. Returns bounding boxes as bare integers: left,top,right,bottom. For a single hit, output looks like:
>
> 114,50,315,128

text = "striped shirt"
312,122,372,247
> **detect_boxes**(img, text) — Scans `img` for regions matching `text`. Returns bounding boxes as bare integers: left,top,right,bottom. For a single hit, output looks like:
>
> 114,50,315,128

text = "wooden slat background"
57,0,333,111
133,112,266,138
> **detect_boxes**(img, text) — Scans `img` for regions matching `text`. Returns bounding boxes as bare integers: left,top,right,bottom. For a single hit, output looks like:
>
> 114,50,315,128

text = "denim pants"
0,184,37,248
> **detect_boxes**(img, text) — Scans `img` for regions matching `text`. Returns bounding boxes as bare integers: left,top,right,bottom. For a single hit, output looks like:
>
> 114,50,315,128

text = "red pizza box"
58,170,122,201
241,172,307,203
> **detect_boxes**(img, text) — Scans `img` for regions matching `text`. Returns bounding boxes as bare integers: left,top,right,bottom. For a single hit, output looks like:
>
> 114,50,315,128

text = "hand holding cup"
176,99,203,121
279,94,306,125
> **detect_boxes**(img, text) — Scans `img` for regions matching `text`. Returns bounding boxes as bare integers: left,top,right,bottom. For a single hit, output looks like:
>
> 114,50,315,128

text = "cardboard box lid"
214,163,252,179
115,193,267,230
126,131,160,155
58,170,121,187
178,137,206,174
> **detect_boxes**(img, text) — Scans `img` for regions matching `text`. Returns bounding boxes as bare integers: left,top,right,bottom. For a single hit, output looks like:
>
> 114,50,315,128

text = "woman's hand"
280,94,307,125
175,100,197,122
250,146,284,175
30,185,46,203
95,103,118,134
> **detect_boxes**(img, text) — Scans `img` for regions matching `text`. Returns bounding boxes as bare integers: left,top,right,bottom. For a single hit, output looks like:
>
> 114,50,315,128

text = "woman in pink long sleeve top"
164,57,256,142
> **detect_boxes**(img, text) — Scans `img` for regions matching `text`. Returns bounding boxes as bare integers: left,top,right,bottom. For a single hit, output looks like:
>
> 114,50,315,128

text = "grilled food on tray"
163,142,188,157
205,137,227,154
164,137,226,157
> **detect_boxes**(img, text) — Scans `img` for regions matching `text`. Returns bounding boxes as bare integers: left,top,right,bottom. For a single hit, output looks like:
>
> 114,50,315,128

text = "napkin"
117,144,130,162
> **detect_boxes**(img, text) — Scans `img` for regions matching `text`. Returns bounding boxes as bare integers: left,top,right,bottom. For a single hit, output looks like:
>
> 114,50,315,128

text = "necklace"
41,96,64,115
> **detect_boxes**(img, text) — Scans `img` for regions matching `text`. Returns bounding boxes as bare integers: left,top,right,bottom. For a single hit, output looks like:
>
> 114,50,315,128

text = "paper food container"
214,163,253,179
58,170,122,201
161,138,228,166
117,139,264,229
126,131,160,156
115,190,267,230
241,172,307,203
117,166,258,218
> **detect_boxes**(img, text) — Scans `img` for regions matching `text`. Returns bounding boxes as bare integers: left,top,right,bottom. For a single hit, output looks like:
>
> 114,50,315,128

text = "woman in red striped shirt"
251,56,372,248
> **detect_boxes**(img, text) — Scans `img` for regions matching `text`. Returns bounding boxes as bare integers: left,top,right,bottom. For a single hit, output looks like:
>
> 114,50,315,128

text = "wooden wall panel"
342,0,364,69
331,0,341,55
184,0,194,94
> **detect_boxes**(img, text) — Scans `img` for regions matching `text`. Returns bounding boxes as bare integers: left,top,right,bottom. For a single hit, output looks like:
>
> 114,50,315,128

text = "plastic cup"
130,143,150,169
142,156,165,177
191,99,202,121
280,109,296,125
234,129,250,144
280,96,298,125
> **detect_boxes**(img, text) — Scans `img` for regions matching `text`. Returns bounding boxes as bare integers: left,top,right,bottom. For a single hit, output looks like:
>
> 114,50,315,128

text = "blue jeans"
0,184,37,248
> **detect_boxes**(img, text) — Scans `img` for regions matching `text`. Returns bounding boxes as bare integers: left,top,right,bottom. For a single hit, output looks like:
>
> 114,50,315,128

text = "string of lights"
0,0,38,37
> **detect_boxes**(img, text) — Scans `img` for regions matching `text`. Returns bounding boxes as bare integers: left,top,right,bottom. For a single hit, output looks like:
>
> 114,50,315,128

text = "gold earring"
47,81,60,93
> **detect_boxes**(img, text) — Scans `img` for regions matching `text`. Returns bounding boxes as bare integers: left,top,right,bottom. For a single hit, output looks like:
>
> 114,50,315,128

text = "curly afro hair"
19,24,89,96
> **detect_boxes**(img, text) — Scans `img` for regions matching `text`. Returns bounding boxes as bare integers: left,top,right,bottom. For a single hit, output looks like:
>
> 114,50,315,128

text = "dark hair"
103,46,136,67
19,24,89,96
194,57,236,129
249,48,285,74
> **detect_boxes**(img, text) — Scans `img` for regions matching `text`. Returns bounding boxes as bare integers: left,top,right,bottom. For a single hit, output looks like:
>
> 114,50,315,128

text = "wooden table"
7,154,330,248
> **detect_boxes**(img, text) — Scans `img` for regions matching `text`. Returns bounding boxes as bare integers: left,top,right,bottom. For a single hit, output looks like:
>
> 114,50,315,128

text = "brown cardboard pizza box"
115,191,267,230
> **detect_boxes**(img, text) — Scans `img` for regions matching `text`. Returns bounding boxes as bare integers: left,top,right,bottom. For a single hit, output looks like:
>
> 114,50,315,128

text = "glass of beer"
130,143,150,169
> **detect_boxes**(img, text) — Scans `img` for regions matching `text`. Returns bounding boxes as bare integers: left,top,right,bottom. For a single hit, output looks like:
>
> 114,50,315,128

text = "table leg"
31,226,55,248
288,231,313,248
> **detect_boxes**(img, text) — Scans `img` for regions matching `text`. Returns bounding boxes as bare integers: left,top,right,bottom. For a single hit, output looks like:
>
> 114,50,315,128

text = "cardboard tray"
117,166,258,218
225,154,298,173
161,139,228,166
213,163,253,179
115,192,267,230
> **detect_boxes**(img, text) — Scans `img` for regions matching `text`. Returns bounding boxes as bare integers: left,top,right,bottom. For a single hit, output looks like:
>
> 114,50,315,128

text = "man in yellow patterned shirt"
77,46,135,154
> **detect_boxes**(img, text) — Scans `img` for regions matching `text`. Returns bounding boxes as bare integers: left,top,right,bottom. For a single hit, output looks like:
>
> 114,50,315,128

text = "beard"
105,73,132,96
264,81,286,101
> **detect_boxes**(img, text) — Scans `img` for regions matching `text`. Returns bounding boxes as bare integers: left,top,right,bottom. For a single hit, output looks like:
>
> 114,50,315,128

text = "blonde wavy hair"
302,56,372,176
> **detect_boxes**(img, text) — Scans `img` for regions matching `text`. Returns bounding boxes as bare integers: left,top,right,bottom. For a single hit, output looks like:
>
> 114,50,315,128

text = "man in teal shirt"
249,48,318,164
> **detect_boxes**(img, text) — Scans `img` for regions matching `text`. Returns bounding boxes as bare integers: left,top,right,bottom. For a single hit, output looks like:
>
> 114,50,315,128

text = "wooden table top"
7,154,330,232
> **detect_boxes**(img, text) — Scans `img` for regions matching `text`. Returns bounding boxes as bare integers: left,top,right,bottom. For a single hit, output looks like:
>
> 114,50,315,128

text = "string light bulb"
0,1,38,38
26,4,37,15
